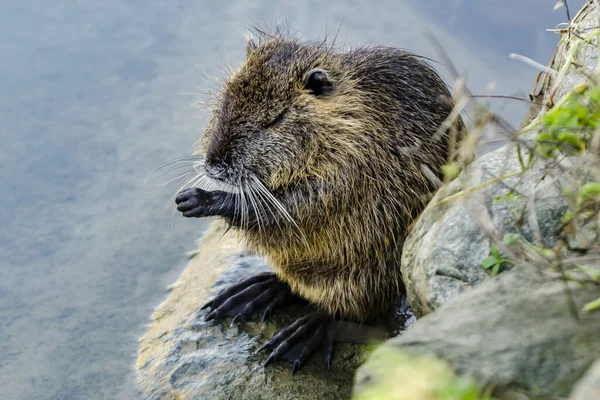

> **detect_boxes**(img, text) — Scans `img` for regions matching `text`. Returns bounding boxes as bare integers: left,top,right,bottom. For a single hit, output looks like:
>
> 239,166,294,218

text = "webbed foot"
257,311,390,374
258,310,337,375
202,272,294,323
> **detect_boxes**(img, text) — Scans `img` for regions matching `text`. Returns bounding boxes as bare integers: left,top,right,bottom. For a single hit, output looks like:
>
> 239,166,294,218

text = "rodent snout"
204,159,229,181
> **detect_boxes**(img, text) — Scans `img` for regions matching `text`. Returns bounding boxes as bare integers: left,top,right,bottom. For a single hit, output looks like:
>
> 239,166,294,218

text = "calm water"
0,1,584,399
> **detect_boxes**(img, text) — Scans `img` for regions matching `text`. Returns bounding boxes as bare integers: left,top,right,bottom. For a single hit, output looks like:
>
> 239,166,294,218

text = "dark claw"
259,311,334,374
176,200,192,212
263,344,289,367
201,272,294,323
182,209,203,218
231,313,247,325
261,309,270,323
261,289,289,322
174,188,197,203
293,323,326,374
202,272,273,310
264,323,310,366
231,286,277,325
291,361,300,376
258,313,314,353
175,188,203,214
205,310,217,321
204,279,275,322
176,195,202,212
323,323,337,371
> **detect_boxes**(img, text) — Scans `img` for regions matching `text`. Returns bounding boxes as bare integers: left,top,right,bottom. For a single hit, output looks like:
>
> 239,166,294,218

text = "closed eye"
265,109,287,128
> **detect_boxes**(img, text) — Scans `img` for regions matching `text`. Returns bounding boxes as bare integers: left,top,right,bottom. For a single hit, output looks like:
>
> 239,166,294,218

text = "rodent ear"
304,68,333,96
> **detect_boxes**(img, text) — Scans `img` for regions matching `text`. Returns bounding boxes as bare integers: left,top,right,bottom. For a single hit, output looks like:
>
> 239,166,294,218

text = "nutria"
175,30,463,372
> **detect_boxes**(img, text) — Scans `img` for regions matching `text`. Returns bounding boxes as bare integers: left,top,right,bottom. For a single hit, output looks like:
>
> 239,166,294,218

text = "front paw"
201,272,293,323
175,188,221,218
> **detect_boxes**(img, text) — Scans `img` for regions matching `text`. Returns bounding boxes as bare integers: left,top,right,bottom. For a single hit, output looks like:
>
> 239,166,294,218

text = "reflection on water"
0,1,583,398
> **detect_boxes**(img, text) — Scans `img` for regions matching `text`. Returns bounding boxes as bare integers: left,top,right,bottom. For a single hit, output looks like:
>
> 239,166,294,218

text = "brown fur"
195,31,464,322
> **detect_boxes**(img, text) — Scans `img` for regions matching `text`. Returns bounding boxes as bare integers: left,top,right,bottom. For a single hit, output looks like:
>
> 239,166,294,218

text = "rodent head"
197,33,365,192
196,32,458,197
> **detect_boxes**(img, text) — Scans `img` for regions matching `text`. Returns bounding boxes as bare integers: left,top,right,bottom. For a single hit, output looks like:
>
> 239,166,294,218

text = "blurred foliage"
481,245,515,277
479,79,600,313
353,350,494,400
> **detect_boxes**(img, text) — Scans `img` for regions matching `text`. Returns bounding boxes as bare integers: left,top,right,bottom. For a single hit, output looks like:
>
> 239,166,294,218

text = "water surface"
0,1,583,399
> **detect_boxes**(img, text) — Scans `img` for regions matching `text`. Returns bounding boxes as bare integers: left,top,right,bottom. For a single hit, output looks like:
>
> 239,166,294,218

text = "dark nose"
205,135,231,167
205,160,223,177
204,152,231,180
205,144,225,168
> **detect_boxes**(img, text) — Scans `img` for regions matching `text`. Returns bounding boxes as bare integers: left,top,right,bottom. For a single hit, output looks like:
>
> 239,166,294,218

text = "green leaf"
558,131,583,150
503,233,520,245
566,115,581,127
555,110,575,127
589,87,600,104
535,247,556,259
578,182,600,198
542,112,555,125
589,110,600,126
536,131,555,142
536,145,557,159
482,256,498,269
583,297,600,313
574,104,589,120
561,210,574,223
575,265,600,281
491,263,501,277
490,246,501,258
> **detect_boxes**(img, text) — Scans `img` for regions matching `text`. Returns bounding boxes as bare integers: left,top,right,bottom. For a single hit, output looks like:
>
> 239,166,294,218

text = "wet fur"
195,31,463,321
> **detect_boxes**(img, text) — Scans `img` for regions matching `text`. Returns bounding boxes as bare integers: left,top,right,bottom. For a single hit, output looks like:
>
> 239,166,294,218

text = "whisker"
250,175,308,247
249,179,283,235
150,155,205,175
254,186,293,232
145,155,205,187
231,180,240,231
156,170,195,187
153,162,200,176
158,169,200,220
252,177,293,223
164,170,206,216
245,181,263,239
239,177,249,233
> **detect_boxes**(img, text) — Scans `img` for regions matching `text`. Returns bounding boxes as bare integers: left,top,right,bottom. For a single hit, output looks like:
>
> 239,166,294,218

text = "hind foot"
202,272,294,323
258,311,390,375
258,310,337,375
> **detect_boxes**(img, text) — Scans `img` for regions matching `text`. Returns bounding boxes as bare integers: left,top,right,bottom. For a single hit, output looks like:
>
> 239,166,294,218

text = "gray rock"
137,222,360,400
402,141,568,317
570,358,600,400
355,266,600,398
360,3,600,399
401,0,600,318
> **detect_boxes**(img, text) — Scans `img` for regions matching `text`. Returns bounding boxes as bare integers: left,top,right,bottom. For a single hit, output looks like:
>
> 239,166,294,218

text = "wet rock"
355,266,600,398
136,222,360,400
570,358,600,400
400,0,600,318
401,140,568,317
